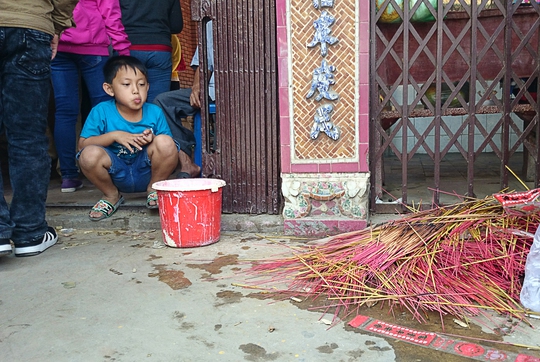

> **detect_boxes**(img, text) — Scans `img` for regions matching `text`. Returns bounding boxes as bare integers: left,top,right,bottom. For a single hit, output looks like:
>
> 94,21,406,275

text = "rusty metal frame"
191,0,281,214
370,0,540,212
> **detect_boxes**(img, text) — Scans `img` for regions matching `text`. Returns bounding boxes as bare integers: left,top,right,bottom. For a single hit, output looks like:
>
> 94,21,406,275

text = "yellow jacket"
171,34,181,81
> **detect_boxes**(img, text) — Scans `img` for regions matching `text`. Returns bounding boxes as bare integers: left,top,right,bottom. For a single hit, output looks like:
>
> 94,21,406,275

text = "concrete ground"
1,229,399,362
2,214,540,361
2,152,540,361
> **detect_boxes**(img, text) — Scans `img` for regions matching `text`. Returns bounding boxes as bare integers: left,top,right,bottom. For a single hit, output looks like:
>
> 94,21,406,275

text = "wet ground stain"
239,343,279,361
173,311,185,320
316,342,339,353
187,335,215,348
346,347,365,358
148,264,191,290
215,290,243,306
186,254,238,275
179,322,195,330
171,310,195,330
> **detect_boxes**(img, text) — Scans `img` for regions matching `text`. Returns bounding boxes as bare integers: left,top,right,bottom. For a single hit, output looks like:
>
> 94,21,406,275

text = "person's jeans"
51,52,111,180
153,88,197,155
130,50,172,103
0,27,52,243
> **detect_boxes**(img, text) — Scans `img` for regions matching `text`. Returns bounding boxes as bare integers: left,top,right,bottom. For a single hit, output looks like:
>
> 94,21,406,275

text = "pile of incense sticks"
249,196,540,327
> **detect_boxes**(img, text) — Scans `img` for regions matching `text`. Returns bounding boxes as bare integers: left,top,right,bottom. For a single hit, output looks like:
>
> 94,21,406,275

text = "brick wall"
177,0,197,89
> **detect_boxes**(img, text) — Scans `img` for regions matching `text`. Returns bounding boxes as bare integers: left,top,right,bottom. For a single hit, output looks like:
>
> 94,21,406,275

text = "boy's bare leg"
78,146,122,218
178,150,201,177
147,135,179,206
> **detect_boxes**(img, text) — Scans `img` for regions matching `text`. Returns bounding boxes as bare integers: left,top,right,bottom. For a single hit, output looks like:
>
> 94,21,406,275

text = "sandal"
89,195,124,221
176,171,191,179
147,191,158,209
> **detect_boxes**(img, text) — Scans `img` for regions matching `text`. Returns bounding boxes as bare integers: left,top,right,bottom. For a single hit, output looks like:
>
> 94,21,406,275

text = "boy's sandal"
89,195,124,221
147,191,159,209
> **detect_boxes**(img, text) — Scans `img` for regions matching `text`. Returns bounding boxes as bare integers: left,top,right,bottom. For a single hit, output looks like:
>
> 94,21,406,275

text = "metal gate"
370,0,540,212
192,0,281,214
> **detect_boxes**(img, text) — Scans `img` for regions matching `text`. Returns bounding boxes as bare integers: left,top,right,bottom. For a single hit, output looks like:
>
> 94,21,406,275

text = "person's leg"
131,50,172,103
78,145,122,219
153,88,196,124
80,54,111,107
146,135,178,207
153,90,200,177
0,27,56,253
0,28,15,255
177,149,200,178
51,52,83,186
145,135,178,199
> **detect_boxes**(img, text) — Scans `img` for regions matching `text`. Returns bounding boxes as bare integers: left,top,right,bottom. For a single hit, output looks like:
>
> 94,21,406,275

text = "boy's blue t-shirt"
81,100,174,160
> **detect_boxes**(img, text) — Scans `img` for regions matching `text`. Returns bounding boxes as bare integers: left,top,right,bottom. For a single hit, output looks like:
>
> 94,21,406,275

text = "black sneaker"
0,238,12,256
14,227,58,257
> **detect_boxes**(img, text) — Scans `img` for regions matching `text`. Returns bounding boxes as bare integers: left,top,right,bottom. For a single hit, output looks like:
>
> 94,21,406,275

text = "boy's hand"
115,131,150,153
139,128,154,145
130,129,154,150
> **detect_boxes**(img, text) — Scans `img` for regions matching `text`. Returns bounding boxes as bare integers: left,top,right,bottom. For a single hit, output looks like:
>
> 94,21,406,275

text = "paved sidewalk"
1,230,397,362
2,228,540,362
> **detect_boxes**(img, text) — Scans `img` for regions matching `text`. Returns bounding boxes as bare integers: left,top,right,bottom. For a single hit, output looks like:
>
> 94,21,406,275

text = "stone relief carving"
282,175,369,219
310,103,340,140
307,10,339,57
306,59,339,101
313,0,335,9
305,3,341,142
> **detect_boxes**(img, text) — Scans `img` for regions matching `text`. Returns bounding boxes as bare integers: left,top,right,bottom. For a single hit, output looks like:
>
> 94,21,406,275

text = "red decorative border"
348,315,540,362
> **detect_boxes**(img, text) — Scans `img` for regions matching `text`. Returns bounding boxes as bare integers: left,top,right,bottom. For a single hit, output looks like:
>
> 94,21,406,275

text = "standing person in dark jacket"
0,0,79,257
119,0,183,103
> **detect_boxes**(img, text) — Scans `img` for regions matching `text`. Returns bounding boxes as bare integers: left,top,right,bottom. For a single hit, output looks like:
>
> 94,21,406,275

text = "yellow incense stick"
505,165,529,191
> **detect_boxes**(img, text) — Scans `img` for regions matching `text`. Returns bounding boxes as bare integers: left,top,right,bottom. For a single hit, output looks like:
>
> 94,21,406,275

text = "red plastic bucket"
152,179,226,248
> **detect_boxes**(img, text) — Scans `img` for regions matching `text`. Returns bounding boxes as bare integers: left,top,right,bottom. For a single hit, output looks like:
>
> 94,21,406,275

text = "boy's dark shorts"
77,146,152,193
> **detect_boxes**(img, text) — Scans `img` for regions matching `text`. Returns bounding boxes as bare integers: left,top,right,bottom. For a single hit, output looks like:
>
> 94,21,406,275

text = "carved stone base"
281,173,370,236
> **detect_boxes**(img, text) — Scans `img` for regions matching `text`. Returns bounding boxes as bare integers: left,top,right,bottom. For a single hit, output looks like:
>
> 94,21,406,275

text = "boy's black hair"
103,55,148,84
